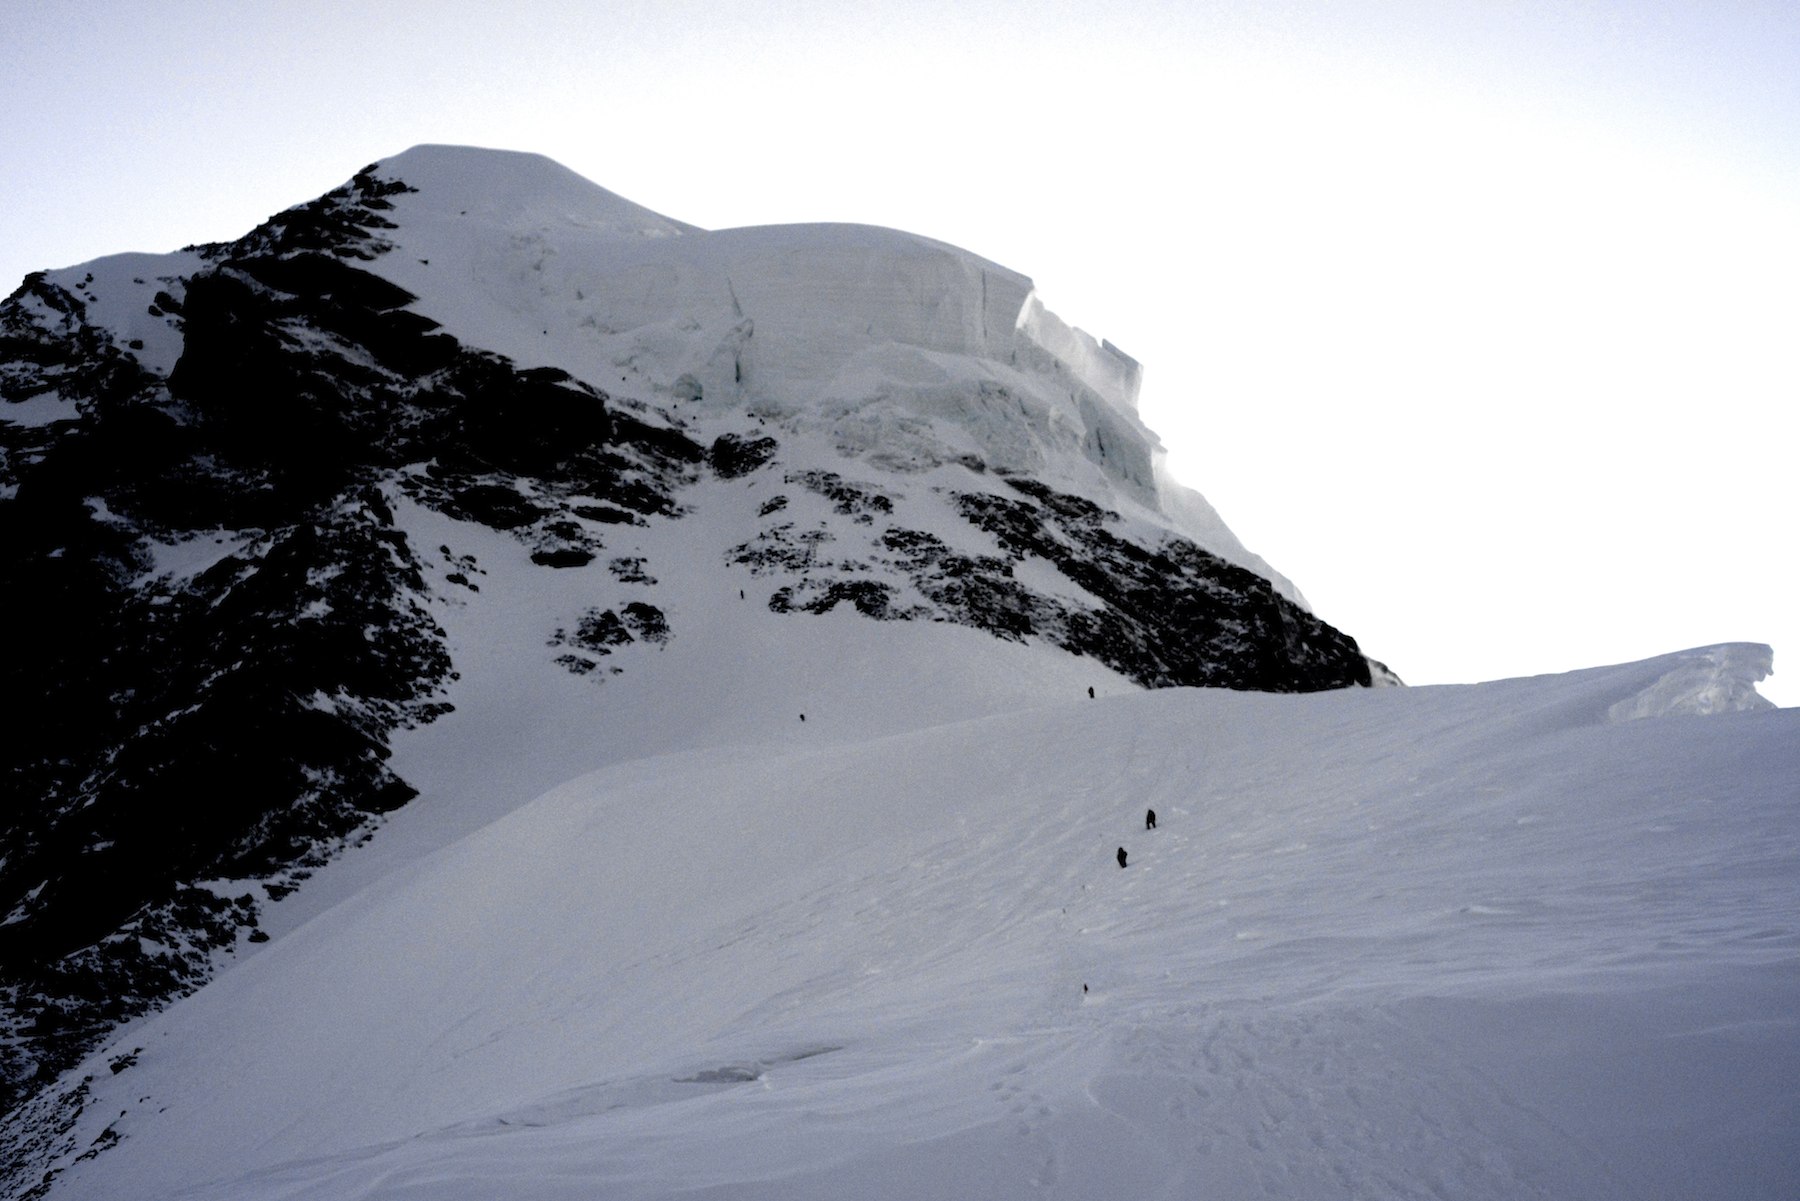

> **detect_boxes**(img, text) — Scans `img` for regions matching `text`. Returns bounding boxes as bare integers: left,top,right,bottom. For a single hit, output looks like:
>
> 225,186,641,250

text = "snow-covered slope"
41,644,1800,1201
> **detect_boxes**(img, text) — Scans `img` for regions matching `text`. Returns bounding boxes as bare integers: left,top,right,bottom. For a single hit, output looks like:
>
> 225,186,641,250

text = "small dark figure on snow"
1087,686,1095,699
1116,846,1128,869
1146,808,1157,830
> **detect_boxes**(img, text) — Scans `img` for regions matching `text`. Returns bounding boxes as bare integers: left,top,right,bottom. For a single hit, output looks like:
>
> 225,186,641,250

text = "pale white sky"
4,0,1795,702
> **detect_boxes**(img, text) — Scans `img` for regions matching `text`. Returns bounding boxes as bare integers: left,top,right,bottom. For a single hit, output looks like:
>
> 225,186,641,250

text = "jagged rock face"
736,470,1363,693
0,150,1369,1142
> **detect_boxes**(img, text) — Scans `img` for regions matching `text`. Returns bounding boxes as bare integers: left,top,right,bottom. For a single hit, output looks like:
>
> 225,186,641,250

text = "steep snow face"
359,146,1290,597
39,646,1799,1201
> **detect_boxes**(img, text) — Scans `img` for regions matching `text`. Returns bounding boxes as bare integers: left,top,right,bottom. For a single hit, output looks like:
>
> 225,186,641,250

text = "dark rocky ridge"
730,469,1367,693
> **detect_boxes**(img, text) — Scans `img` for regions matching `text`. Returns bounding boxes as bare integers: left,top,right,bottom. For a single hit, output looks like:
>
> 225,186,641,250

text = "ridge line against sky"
3,0,1795,704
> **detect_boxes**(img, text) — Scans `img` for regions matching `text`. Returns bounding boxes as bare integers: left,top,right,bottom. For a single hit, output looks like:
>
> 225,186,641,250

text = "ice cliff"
360,145,1296,601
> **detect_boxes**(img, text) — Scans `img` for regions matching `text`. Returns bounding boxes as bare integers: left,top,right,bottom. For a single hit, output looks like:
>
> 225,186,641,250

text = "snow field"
49,646,1800,1200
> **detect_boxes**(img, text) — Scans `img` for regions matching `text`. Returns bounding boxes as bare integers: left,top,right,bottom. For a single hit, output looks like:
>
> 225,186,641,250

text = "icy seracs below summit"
353,144,1304,605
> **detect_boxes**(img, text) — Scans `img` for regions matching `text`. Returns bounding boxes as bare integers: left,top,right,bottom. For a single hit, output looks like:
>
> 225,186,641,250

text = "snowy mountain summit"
2,148,1793,1201
353,145,1297,590
0,143,1367,1151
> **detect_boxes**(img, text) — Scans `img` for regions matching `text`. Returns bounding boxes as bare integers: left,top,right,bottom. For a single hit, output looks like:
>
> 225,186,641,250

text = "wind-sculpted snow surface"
1607,643,1776,721
31,648,1799,1201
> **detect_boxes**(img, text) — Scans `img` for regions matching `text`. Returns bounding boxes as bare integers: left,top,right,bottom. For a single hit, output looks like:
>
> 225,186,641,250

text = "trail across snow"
46,645,1799,1201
